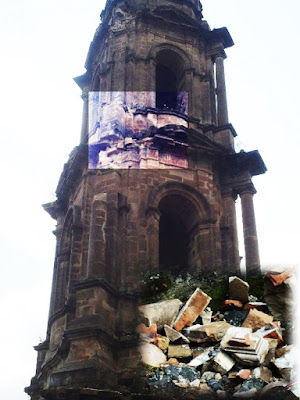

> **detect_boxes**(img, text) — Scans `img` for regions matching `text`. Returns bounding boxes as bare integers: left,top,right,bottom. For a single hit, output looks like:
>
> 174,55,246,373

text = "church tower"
26,1,266,398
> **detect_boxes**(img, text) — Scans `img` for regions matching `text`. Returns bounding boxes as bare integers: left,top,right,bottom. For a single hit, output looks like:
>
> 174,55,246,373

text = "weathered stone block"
173,288,211,331
242,309,273,331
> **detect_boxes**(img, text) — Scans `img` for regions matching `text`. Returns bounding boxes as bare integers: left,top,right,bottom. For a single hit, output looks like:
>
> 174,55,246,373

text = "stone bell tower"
26,0,266,398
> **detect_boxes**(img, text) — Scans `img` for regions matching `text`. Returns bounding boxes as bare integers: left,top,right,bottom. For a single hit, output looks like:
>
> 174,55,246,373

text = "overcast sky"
0,1,299,399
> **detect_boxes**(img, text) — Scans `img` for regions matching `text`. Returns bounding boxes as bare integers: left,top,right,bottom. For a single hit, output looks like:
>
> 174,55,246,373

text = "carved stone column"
146,207,161,272
215,51,229,126
239,183,261,275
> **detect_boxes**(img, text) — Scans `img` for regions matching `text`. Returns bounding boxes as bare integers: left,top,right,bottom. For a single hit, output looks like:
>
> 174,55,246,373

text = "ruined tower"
26,0,266,398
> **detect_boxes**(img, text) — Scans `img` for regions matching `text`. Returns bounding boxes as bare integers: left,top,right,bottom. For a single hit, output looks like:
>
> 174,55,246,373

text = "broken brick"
237,369,252,380
173,288,211,331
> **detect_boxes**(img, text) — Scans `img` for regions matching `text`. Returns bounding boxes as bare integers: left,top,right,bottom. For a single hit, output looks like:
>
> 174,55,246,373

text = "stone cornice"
226,150,267,177
73,278,140,300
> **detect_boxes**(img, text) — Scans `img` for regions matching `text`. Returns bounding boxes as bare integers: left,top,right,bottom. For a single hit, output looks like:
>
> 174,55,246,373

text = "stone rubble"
137,274,296,398
173,288,212,331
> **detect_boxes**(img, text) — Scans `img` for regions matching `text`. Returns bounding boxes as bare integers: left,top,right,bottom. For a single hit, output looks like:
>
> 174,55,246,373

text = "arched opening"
156,65,178,109
155,49,185,110
159,212,188,270
158,193,200,273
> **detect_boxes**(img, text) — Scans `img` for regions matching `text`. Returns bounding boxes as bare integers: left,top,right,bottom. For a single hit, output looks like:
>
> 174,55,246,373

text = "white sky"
0,1,299,399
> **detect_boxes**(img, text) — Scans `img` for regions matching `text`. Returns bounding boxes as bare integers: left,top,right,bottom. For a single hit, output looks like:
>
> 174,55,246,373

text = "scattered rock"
272,346,296,381
173,288,211,331
138,342,166,367
137,274,294,398
242,308,273,331
164,324,190,343
255,323,283,344
233,378,264,397
157,334,169,352
237,369,251,380
139,299,182,330
212,351,235,374
166,357,179,366
183,321,231,343
252,366,272,383
229,276,249,303
202,371,216,381
168,344,192,359
188,347,215,367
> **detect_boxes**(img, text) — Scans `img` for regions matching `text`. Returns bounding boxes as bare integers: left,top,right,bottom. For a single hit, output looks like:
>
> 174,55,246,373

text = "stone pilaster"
87,193,107,279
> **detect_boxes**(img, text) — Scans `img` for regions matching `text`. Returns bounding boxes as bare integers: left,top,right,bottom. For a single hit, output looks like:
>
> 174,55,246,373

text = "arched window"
158,193,199,273
155,49,185,110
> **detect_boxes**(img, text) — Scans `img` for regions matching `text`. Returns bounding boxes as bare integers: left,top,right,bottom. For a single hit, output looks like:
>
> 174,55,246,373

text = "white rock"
138,342,166,367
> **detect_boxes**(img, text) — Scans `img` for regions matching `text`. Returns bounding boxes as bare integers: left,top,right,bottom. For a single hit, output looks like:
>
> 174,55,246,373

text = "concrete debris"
242,308,273,331
221,326,270,366
212,351,235,374
168,344,192,359
173,288,211,331
188,347,215,367
221,327,252,348
164,324,190,343
232,338,269,367
138,274,295,398
200,307,213,324
138,342,166,367
228,276,249,302
139,299,182,330
183,321,231,343
255,323,283,343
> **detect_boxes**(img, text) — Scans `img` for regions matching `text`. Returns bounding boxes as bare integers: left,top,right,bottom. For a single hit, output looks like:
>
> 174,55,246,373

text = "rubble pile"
137,275,297,399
